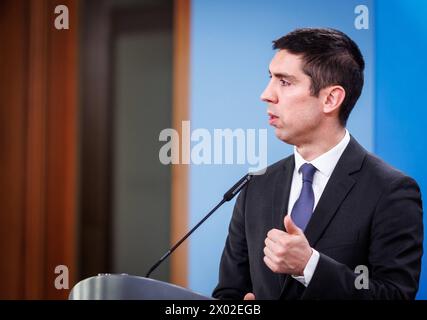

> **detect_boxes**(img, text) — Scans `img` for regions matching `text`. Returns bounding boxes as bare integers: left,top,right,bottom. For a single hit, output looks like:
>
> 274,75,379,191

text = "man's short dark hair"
273,28,365,126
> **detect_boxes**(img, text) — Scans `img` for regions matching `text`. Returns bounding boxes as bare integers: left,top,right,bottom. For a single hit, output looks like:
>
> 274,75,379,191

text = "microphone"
145,173,253,278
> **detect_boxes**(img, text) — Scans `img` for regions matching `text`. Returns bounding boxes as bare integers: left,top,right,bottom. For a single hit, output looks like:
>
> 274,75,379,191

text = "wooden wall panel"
0,0,78,299
44,0,78,300
171,0,191,287
0,0,28,299
24,0,48,299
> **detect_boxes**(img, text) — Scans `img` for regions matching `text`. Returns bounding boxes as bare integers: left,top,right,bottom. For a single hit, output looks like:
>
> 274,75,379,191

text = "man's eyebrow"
268,69,298,82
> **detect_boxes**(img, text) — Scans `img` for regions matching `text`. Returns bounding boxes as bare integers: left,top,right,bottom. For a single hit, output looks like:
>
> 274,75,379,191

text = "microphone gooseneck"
145,173,253,278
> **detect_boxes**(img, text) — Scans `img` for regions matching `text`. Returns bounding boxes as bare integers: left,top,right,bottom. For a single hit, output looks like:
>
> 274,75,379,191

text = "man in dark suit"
212,28,423,300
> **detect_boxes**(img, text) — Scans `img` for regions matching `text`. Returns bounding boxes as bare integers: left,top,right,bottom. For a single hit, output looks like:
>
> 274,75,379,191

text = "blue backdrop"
375,0,427,299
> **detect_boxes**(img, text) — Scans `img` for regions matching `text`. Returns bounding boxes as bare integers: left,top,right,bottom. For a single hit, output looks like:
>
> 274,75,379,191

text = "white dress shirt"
288,129,350,287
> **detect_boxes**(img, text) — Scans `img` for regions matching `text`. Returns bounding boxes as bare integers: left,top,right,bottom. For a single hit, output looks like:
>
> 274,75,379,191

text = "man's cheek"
279,110,292,125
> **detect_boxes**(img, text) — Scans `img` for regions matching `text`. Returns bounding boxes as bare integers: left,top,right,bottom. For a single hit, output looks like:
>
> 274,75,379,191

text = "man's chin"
274,128,293,145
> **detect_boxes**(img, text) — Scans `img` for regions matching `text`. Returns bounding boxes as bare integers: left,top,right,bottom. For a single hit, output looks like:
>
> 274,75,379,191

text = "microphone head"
223,173,252,201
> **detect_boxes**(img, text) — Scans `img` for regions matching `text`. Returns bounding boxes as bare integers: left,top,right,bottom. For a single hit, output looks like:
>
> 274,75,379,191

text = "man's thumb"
243,293,256,300
284,215,302,235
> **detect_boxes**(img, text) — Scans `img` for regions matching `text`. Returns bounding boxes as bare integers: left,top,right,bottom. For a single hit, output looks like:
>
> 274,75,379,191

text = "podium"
69,274,214,300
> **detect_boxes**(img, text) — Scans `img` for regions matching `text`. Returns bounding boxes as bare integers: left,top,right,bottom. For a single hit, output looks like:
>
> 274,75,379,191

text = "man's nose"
260,82,277,104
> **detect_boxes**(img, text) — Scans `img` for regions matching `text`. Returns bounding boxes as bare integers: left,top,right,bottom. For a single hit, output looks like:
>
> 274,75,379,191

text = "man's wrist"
298,248,314,276
292,248,320,287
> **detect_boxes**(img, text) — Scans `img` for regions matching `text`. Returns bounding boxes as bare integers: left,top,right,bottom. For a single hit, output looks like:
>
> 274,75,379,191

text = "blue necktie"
291,163,317,231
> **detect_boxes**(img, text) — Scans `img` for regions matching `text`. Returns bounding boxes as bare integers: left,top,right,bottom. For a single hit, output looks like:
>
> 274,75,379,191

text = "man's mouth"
268,112,279,125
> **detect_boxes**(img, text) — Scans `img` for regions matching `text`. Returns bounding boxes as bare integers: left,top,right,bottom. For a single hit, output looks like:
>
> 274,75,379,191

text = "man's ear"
322,85,346,115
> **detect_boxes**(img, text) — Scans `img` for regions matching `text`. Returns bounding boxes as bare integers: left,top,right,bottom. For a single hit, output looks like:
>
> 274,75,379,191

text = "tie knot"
299,163,316,183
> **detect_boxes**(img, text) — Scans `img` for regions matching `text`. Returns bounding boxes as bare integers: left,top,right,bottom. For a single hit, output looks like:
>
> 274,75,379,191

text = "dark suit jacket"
212,136,423,300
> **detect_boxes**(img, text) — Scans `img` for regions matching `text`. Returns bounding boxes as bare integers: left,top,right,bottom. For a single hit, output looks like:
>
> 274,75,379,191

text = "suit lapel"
272,156,294,231
271,156,294,293
304,176,355,246
280,136,367,298
304,136,366,247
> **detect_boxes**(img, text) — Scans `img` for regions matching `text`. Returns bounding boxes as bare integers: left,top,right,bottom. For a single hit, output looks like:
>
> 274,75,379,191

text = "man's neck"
295,127,346,162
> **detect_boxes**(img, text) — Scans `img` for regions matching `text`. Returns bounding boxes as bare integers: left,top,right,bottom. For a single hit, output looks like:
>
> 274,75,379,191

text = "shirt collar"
294,129,350,178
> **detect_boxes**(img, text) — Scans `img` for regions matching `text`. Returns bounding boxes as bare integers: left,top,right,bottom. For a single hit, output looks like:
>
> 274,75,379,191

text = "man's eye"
280,79,291,86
